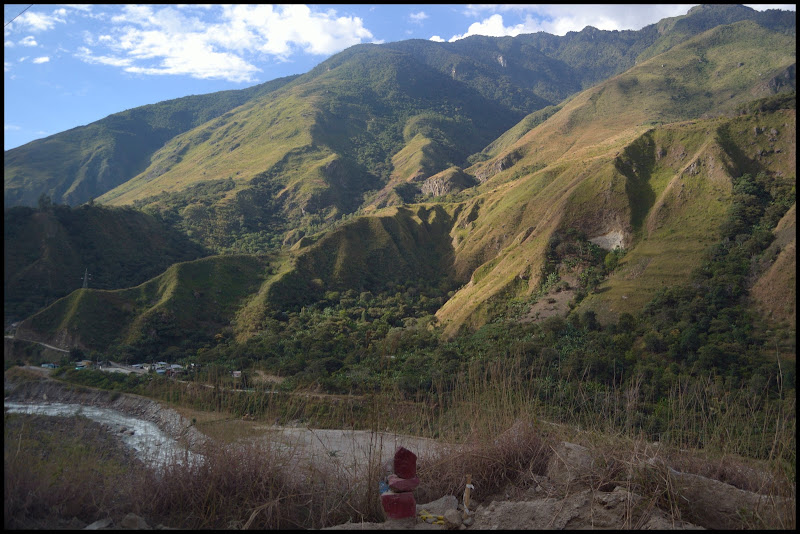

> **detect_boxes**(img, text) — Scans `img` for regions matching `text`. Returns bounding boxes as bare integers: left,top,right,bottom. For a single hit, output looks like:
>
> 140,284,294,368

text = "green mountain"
4,203,207,325
4,6,796,387
7,4,793,228
3,75,298,208
438,19,796,334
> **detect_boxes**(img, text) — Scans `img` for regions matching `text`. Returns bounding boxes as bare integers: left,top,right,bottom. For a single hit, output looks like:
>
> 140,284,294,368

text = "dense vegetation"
131,177,286,253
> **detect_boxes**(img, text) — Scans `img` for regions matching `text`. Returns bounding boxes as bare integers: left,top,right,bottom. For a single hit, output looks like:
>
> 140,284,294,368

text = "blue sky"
4,4,795,151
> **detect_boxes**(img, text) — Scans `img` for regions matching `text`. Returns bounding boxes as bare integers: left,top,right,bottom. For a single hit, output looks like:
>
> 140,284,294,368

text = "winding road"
5,335,70,353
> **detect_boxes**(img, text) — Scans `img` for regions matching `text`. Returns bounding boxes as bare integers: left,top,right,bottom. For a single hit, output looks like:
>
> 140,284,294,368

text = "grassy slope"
582,106,796,323
100,46,520,227
17,255,269,351
3,204,207,326
8,15,796,348
16,204,459,349
434,21,796,335
4,76,298,208
749,202,796,330
233,204,457,340
97,89,322,206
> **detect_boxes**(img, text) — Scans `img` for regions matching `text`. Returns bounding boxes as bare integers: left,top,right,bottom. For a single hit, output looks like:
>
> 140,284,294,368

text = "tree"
582,310,599,331
37,193,53,211
69,347,86,361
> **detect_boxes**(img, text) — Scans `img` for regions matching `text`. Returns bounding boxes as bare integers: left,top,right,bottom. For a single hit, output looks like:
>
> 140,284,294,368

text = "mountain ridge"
4,6,796,387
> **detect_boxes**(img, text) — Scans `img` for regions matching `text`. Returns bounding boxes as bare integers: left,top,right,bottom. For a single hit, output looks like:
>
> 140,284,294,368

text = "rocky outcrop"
473,150,522,183
328,437,792,530
421,168,478,197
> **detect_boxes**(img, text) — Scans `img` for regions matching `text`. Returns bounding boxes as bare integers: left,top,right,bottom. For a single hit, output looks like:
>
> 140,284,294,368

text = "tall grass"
5,360,795,529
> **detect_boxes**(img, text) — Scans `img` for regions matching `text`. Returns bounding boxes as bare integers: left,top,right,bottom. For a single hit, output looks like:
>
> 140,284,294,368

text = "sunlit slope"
471,21,795,186
233,204,457,340
16,255,269,351
97,89,323,207
636,3,797,63
4,76,297,208
434,21,796,335
749,203,796,330
577,107,796,324
100,45,520,226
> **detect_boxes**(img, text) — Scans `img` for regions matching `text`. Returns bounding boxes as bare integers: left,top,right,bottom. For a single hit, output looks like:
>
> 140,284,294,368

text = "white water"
4,401,200,466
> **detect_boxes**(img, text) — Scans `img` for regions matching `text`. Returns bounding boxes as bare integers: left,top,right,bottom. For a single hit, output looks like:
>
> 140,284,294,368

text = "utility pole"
81,268,91,289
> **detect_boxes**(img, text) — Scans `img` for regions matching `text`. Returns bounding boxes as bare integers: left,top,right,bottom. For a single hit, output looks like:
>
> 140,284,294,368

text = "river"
4,401,201,466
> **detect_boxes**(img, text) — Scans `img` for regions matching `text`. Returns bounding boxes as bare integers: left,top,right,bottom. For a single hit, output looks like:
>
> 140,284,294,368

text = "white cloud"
78,4,375,83
451,5,701,39
62,5,93,12
32,56,50,64
19,36,38,47
4,40,14,48
410,11,428,23
76,46,132,67
4,124,21,131
12,10,66,32
429,35,445,42
215,4,374,56
744,4,796,11
449,14,528,41
449,4,795,41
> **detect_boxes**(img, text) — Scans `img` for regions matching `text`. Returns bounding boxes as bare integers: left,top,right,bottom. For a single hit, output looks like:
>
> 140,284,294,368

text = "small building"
40,363,57,369
232,370,242,378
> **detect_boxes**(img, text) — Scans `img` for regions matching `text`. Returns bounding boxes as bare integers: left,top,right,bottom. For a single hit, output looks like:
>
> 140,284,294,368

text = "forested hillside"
5,6,796,406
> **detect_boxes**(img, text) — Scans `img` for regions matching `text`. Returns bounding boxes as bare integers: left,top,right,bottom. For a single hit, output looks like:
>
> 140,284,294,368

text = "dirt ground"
520,275,578,323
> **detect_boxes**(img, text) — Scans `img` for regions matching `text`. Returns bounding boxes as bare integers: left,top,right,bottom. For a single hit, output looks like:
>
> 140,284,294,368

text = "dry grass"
4,359,795,529
578,433,796,530
130,439,384,529
416,419,552,506
4,413,142,529
4,411,387,530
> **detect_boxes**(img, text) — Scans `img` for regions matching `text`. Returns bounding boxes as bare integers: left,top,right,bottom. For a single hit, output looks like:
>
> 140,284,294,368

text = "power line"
4,4,33,29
